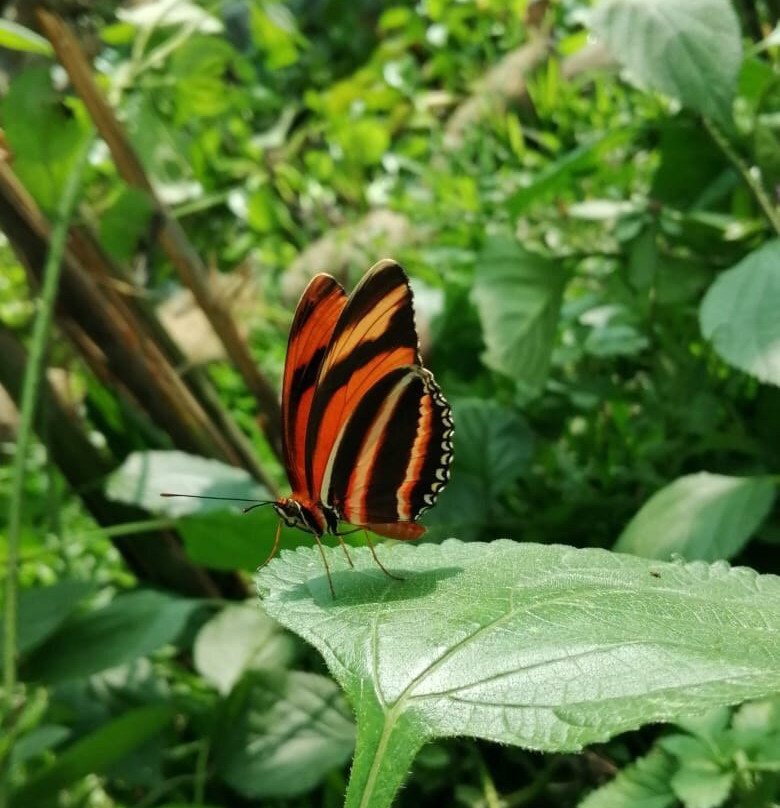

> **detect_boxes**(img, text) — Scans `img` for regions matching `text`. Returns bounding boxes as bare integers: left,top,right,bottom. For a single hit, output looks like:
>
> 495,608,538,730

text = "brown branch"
0,161,245,464
36,7,284,460
0,327,247,599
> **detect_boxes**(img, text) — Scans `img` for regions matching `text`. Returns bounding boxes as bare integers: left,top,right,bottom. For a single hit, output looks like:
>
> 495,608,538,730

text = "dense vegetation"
1,1,779,807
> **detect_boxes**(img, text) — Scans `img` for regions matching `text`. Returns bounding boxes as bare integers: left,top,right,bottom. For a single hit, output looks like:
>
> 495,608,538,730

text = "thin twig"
36,8,284,460
1,136,91,808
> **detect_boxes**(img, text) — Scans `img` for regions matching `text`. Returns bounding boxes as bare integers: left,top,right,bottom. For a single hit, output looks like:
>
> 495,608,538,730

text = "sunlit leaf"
194,602,295,694
214,670,355,798
471,237,567,400
259,540,780,808
699,240,780,387
105,450,271,517
615,473,775,561
589,0,741,129
0,20,53,55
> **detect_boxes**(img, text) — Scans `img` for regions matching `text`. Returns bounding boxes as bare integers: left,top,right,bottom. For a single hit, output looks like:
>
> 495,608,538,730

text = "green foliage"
3,0,780,805
590,0,742,129
0,19,53,56
471,237,567,400
615,473,776,561
214,670,355,798
699,239,780,386
22,590,202,683
1,66,91,213
13,704,175,807
581,701,780,808
258,541,780,807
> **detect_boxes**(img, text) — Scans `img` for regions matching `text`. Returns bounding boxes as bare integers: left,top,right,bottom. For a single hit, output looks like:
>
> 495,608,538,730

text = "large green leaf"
214,670,355,798
0,20,54,55
1,66,92,213
422,398,532,540
471,238,566,400
615,473,775,561
578,747,677,808
258,540,780,808
105,449,361,570
105,449,272,517
589,0,741,129
12,704,173,806
23,590,201,683
699,240,780,387
193,602,295,694
0,580,93,659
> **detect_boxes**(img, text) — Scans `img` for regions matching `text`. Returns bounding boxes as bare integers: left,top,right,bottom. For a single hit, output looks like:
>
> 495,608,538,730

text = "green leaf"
99,186,154,261
578,747,677,808
1,66,92,213
12,704,173,806
507,129,636,214
214,670,355,798
471,237,567,400
0,580,92,658
194,602,295,694
105,449,271,517
10,725,71,768
331,118,391,167
589,0,741,129
258,540,780,808
176,509,282,571
104,449,353,570
0,20,54,56
23,590,201,683
250,2,303,69
423,398,532,540
614,473,775,561
671,764,733,808
699,240,780,387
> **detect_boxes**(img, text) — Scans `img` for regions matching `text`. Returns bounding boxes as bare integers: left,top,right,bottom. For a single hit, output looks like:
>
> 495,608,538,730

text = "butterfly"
268,259,454,594
163,260,453,595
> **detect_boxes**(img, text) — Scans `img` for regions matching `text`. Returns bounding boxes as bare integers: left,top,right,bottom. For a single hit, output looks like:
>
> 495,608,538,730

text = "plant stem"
704,117,780,236
1,139,91,807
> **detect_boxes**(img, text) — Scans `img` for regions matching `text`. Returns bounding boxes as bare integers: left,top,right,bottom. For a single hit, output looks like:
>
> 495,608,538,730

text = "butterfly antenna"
160,491,273,504
160,493,274,509
364,531,404,582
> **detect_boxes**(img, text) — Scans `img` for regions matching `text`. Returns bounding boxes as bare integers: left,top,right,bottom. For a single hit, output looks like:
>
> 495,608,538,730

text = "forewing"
305,260,420,495
321,365,454,537
281,274,346,494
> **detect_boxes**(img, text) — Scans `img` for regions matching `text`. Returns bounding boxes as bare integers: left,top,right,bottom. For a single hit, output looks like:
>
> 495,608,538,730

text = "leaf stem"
703,117,780,236
1,137,91,808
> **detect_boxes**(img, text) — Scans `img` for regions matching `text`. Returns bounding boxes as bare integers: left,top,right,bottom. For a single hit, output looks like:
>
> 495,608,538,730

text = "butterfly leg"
336,534,355,568
257,520,283,570
313,533,336,598
364,531,404,582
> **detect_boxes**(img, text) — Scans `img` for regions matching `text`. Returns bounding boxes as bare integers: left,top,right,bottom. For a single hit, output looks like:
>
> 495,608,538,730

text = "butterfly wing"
281,274,346,494
324,364,453,538
306,260,453,536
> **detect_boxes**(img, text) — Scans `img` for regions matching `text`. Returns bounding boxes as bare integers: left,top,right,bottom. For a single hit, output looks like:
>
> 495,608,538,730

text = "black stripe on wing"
326,365,453,526
305,260,420,495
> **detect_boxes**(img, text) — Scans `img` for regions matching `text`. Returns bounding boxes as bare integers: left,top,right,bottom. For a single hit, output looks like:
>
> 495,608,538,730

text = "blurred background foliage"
1,0,779,806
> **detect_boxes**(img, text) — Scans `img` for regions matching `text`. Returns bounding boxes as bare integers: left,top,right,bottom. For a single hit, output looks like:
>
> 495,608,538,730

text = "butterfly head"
273,497,327,536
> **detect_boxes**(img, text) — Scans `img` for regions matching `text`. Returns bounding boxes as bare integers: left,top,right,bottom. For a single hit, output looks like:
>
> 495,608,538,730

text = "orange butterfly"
268,259,453,593
164,260,453,595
